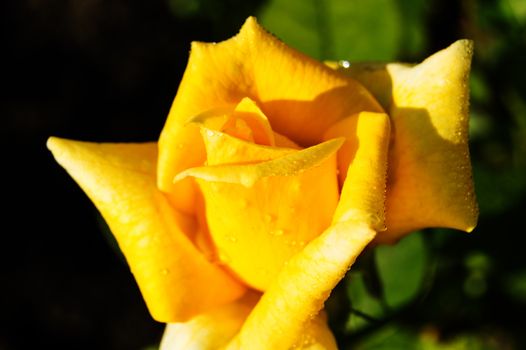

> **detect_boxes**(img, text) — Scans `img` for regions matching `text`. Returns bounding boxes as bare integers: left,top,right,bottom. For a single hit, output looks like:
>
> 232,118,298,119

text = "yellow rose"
48,17,478,349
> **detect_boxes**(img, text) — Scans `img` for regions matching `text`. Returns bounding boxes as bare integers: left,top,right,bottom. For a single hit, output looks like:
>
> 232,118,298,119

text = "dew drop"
137,236,150,248
161,268,170,275
270,228,285,237
303,335,314,347
224,235,238,243
286,240,298,247
339,60,351,69
219,252,231,264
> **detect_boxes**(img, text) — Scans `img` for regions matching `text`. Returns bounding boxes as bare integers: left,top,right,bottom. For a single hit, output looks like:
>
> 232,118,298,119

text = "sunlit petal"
176,138,343,187
325,111,391,231
158,16,382,205
160,295,336,350
225,220,375,350
333,40,478,241
160,292,259,350
225,116,389,348
47,137,246,322
176,137,342,290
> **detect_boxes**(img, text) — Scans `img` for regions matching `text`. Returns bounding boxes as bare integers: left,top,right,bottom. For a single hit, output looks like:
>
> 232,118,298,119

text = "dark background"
3,0,526,349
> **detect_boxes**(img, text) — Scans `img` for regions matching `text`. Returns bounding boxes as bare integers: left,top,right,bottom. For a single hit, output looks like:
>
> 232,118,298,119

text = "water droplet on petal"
161,268,170,275
219,252,231,264
224,235,238,243
303,335,314,347
339,60,351,68
286,240,298,247
270,228,285,236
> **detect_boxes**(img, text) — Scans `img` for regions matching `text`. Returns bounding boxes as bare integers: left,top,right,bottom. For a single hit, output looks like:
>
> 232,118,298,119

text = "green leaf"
504,269,526,303
358,249,385,301
346,271,386,332
345,233,427,332
375,232,427,309
258,0,325,59
353,325,418,350
167,0,200,17
327,0,401,61
354,325,503,350
258,0,427,61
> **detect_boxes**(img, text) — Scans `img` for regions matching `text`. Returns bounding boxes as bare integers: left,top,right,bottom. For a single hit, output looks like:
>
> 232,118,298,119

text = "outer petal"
159,295,336,350
225,115,389,349
177,138,342,291
225,220,375,350
293,311,338,350
334,40,478,241
157,17,382,205
160,292,259,350
325,112,391,231
47,137,246,322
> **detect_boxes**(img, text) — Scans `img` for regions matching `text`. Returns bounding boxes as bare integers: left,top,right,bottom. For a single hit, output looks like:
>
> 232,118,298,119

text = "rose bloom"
48,17,478,350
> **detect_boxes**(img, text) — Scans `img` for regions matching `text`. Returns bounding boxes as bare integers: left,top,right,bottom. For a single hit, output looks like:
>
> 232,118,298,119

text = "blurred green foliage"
259,0,427,61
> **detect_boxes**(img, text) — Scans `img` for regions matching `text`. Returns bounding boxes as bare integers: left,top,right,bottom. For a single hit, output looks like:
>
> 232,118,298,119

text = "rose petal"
293,311,338,350
228,97,275,146
47,137,246,322
273,130,302,149
325,111,391,231
160,292,259,350
325,61,393,111
175,138,344,187
199,128,296,166
188,97,275,146
176,137,342,291
333,40,478,241
157,16,382,206
160,294,336,350
224,116,389,349
225,220,376,350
